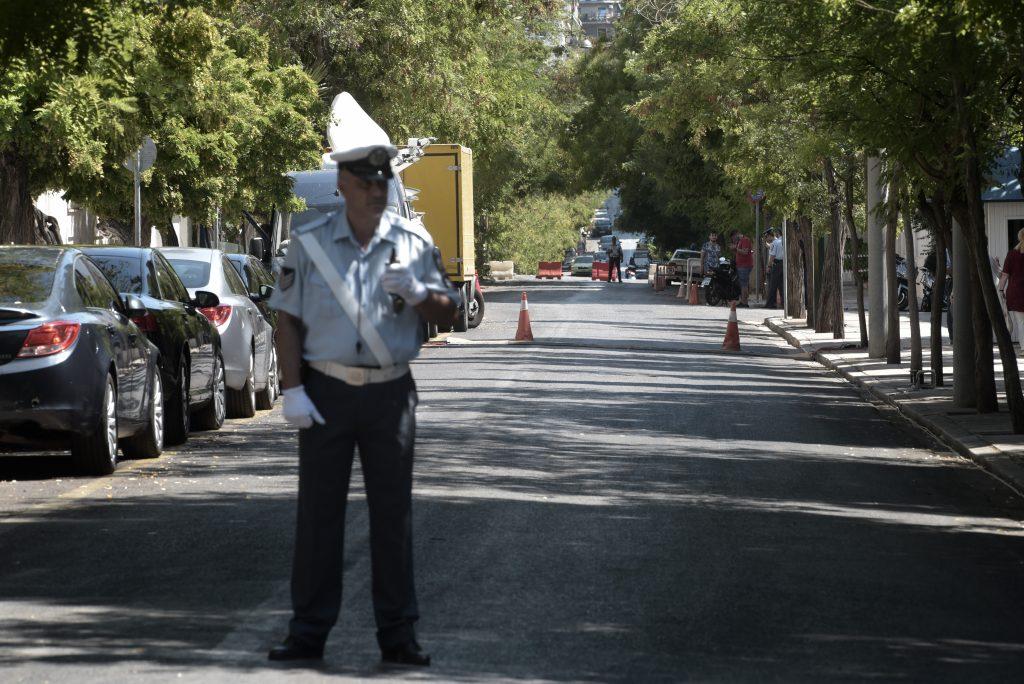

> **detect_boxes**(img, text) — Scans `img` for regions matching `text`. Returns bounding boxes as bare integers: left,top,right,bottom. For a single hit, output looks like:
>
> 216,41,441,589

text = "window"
598,27,608,39
155,253,191,303
0,248,59,306
598,8,607,19
89,255,143,295
222,257,249,296
166,258,212,289
76,258,121,312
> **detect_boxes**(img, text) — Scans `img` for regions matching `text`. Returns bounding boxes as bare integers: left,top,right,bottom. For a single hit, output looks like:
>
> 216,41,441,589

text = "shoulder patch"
279,267,295,290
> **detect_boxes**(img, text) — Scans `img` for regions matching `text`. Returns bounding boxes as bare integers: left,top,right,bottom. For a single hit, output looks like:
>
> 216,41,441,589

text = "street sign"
122,136,157,173
122,137,157,246
746,189,766,204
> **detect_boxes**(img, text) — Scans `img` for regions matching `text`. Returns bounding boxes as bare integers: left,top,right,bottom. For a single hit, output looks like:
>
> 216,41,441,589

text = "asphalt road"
2,277,1023,682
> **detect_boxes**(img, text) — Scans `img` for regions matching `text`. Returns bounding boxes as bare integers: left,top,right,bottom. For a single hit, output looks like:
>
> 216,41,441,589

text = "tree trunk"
817,158,846,337
902,207,922,374
918,189,951,387
0,147,39,245
968,253,997,412
954,75,1024,430
884,168,902,364
785,218,804,318
843,163,868,347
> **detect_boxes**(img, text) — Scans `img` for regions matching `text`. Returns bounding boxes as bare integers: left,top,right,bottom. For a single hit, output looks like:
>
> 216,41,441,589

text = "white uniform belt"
309,360,409,386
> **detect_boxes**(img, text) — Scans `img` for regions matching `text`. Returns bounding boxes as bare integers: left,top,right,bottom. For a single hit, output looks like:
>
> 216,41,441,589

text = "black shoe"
381,641,431,667
268,636,324,662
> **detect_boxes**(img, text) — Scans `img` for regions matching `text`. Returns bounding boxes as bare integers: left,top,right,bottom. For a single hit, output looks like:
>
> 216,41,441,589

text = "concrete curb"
765,318,1024,497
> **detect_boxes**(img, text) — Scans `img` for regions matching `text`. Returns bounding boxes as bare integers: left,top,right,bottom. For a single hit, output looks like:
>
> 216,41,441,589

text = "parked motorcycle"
920,267,952,312
895,255,951,311
703,257,742,306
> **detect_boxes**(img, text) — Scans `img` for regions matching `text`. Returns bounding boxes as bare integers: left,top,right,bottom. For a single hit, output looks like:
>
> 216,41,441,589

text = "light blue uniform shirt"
269,209,457,366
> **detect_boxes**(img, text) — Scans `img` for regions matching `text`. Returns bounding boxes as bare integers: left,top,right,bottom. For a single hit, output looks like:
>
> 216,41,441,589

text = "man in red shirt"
731,229,754,307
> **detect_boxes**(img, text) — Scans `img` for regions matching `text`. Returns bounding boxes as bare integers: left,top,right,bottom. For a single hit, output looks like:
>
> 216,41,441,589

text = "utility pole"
866,156,886,357
952,219,976,407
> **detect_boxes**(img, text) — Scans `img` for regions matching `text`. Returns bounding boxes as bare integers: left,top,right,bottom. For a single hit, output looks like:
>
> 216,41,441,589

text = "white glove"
380,263,428,306
282,385,325,429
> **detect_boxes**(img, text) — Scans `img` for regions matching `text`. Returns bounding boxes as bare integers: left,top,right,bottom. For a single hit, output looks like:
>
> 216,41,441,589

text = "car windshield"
0,248,60,307
166,258,212,288
89,255,143,294
574,256,593,263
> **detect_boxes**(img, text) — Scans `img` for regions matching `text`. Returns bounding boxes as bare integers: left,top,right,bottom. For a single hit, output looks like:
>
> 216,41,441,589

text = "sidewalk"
766,311,1024,496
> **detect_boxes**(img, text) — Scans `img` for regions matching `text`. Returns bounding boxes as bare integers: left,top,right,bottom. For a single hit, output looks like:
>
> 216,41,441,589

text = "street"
2,279,1024,682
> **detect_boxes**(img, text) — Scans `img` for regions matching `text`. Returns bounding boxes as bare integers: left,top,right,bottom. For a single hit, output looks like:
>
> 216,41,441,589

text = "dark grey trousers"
765,261,784,308
288,369,419,650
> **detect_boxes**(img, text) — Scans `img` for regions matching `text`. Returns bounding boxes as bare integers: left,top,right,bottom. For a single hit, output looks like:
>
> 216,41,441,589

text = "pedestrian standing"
998,228,1024,351
267,118,458,666
700,231,722,275
731,229,754,307
606,236,623,283
765,229,785,309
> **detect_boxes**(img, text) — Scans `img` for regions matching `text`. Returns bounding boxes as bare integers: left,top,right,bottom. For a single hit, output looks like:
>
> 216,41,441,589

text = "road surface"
1,278,1023,682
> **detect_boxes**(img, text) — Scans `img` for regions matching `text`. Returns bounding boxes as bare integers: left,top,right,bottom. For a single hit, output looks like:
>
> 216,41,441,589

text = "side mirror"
124,294,146,314
192,290,220,309
248,237,266,261
258,284,274,301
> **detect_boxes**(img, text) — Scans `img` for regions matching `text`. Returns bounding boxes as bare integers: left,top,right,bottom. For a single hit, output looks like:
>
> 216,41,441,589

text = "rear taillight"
17,321,81,358
131,311,158,333
199,305,232,329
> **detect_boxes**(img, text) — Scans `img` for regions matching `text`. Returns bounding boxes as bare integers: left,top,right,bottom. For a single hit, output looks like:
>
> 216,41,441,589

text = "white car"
159,248,275,419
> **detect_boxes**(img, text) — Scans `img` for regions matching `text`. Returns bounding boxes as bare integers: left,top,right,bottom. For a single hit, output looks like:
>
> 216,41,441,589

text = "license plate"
701,277,711,288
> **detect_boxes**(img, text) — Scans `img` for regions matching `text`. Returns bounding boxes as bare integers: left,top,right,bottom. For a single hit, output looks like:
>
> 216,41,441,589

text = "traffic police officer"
267,126,457,666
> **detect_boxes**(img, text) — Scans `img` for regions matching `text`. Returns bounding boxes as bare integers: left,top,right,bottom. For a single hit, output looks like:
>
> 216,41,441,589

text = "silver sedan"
159,248,273,418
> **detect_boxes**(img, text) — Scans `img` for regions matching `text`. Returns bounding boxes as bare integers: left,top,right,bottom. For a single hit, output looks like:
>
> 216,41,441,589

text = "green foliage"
235,0,573,213
486,191,606,273
563,9,750,250
0,1,322,243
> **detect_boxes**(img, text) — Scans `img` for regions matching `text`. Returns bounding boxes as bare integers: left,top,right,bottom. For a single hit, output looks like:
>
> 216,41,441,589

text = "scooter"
703,257,742,306
920,267,951,312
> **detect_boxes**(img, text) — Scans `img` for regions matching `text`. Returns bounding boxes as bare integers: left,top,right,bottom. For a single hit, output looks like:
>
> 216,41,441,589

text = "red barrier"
536,261,563,279
591,262,609,281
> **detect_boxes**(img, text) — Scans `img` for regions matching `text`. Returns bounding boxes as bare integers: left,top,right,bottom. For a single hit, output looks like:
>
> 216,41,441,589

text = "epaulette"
292,212,336,235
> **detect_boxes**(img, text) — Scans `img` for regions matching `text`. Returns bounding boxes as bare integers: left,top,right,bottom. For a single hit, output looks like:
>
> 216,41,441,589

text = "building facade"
579,0,622,42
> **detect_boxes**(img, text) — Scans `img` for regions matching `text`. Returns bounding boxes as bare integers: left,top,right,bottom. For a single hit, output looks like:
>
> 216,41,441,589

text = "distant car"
160,248,275,418
225,253,279,407
668,249,701,284
0,246,164,474
571,254,594,276
591,251,609,263
84,247,226,443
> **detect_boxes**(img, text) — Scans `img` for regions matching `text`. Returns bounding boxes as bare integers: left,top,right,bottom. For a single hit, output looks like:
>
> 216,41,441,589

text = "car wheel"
256,345,278,410
122,368,164,459
227,349,257,418
164,358,190,446
72,374,118,475
467,288,484,329
193,354,226,431
452,283,471,333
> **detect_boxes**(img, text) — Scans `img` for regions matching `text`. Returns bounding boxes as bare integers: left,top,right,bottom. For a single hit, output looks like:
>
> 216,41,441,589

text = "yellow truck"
400,143,483,332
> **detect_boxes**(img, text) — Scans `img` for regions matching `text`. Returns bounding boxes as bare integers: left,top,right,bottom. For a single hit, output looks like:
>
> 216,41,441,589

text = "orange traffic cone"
515,292,534,341
722,301,741,351
688,281,699,305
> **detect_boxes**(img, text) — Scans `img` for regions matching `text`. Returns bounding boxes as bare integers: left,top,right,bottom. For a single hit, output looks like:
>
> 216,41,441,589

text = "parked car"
83,247,226,443
572,254,594,276
159,248,274,418
225,252,279,407
667,249,701,284
0,246,164,474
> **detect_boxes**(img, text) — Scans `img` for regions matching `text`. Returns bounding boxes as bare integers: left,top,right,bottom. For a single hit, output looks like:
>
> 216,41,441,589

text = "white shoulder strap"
297,232,395,368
